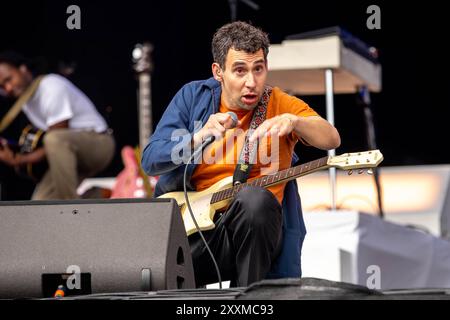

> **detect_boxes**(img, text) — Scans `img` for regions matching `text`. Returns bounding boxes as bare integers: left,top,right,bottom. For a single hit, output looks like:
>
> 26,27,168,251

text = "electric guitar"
111,42,155,198
1,125,48,182
158,150,384,236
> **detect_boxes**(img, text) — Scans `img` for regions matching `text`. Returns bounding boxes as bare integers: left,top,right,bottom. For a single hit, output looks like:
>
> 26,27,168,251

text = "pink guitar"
110,146,156,198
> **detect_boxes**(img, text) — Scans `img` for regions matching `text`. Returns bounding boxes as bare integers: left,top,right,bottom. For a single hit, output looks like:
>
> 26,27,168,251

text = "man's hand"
192,112,241,149
0,139,17,166
249,113,295,143
249,113,341,150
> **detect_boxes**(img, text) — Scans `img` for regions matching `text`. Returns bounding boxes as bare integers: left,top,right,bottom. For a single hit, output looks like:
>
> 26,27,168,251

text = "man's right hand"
192,112,241,150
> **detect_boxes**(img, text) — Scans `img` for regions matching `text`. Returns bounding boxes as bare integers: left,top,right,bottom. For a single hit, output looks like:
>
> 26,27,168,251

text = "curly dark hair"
212,21,269,69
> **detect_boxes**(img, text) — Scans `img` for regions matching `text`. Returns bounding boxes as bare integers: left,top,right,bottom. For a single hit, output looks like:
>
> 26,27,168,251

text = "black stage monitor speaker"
0,198,195,298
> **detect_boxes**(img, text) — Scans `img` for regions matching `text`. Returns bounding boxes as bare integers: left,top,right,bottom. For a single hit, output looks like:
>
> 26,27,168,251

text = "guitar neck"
138,72,152,151
133,42,154,152
210,155,330,204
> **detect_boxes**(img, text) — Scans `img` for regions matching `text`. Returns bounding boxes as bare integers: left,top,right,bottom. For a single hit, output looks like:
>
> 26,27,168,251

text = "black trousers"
189,186,283,287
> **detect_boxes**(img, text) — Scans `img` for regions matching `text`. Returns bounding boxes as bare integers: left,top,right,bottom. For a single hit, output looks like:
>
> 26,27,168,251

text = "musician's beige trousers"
32,129,115,200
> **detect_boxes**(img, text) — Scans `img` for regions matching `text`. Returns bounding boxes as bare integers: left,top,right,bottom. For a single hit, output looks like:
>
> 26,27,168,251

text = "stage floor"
41,278,450,300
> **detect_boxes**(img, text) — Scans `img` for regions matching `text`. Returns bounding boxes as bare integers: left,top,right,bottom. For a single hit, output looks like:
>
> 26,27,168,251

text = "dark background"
0,0,448,199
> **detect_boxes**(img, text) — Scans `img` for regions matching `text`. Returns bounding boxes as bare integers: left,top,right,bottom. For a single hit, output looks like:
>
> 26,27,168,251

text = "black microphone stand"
357,85,384,218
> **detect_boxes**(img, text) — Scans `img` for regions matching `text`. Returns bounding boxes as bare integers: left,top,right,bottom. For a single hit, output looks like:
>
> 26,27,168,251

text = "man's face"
214,48,267,111
0,63,32,98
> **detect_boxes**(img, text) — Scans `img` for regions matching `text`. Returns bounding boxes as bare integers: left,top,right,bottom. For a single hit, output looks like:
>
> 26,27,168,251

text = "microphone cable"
182,111,238,290
183,143,223,289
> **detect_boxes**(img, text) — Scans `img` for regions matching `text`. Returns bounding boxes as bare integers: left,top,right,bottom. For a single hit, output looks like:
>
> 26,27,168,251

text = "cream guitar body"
158,176,234,236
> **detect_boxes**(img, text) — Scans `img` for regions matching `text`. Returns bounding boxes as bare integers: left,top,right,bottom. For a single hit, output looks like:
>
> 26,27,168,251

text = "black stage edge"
1,278,449,320
34,277,450,300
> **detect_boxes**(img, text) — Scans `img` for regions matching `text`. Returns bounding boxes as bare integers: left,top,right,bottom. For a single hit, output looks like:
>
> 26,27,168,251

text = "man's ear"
212,63,222,82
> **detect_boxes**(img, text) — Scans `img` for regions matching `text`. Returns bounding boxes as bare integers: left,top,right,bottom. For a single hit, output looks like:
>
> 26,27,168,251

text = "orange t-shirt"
191,87,318,204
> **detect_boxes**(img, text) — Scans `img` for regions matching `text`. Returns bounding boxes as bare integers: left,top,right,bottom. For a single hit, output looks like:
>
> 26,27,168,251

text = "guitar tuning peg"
348,170,353,175
367,169,373,175
358,169,364,175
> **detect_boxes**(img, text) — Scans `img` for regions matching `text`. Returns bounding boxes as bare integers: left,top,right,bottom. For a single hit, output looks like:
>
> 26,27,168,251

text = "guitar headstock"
327,150,384,170
132,42,153,74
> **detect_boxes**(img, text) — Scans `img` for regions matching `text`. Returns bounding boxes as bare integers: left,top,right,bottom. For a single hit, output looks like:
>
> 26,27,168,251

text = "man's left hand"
249,113,296,142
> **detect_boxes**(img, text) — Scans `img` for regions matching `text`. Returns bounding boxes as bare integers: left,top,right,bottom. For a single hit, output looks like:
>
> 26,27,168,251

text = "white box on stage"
297,164,450,238
267,27,381,95
301,210,450,290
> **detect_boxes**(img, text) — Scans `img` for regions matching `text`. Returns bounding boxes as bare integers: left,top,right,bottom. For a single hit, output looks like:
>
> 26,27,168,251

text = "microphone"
227,111,239,128
198,111,238,150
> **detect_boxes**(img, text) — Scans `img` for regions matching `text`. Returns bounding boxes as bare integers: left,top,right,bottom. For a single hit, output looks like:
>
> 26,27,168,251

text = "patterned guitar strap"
232,86,272,185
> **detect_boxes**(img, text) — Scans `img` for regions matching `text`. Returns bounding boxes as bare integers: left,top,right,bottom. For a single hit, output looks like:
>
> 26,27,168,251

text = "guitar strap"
0,75,45,133
232,86,272,185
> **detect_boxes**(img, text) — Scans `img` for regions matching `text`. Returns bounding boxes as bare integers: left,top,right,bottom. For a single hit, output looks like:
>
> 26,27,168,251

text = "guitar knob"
348,170,353,175
358,169,364,175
